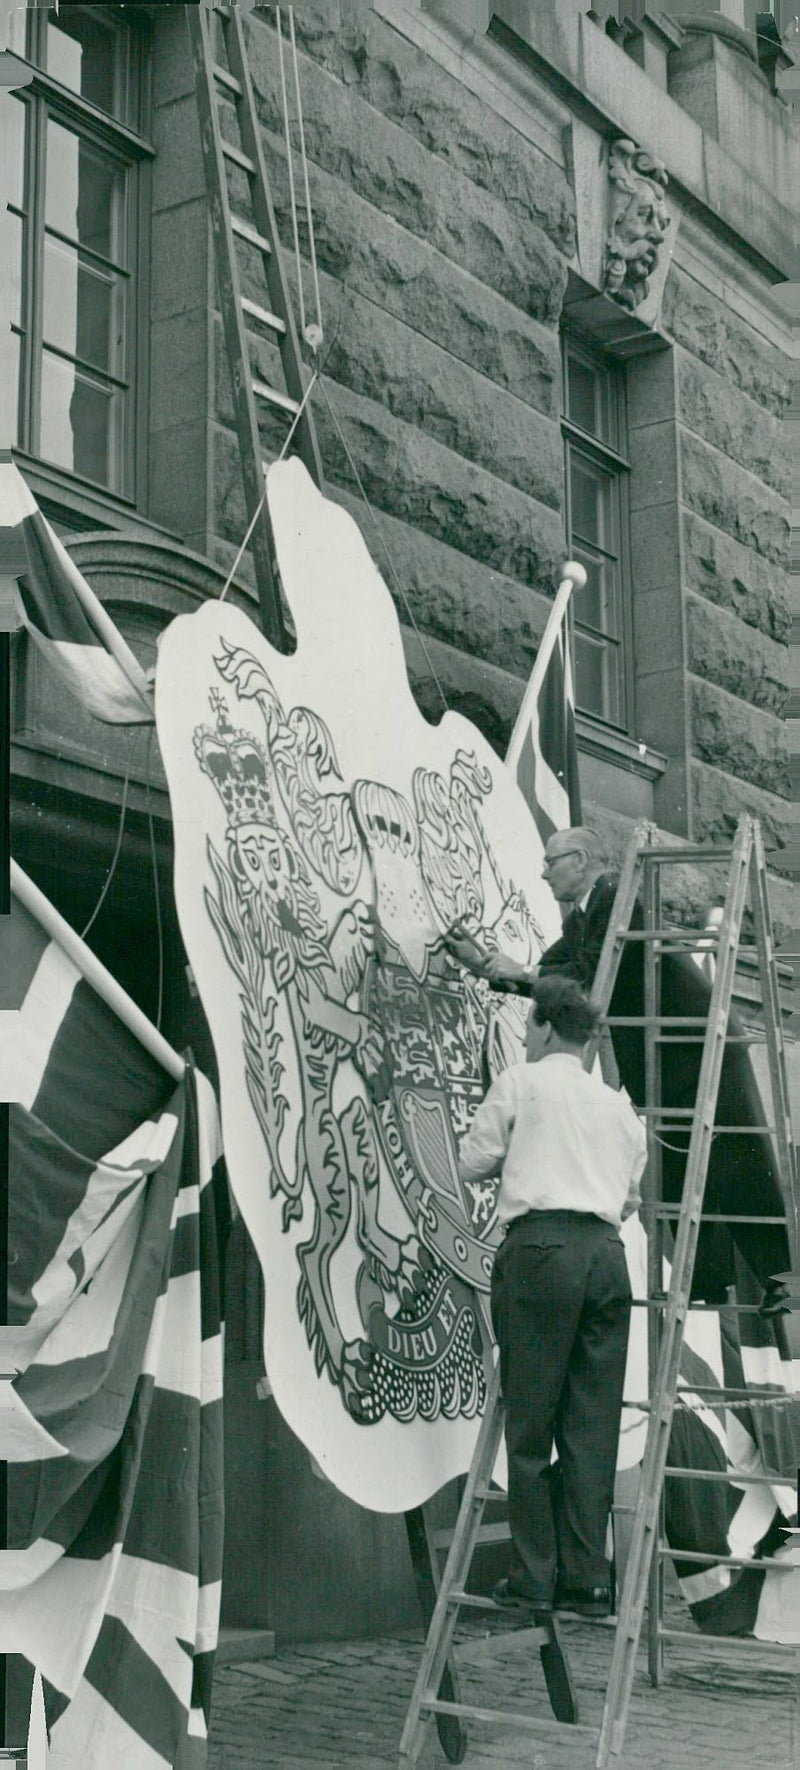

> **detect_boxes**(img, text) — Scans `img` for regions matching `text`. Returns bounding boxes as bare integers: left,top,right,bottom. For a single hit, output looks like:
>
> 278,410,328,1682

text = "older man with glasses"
482,825,615,995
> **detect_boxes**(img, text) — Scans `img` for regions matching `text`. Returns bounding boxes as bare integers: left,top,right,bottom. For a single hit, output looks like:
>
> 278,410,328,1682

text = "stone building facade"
2,0,797,1644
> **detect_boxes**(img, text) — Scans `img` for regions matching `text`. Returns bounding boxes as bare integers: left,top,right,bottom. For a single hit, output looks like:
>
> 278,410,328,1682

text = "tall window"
562,337,632,731
1,6,150,498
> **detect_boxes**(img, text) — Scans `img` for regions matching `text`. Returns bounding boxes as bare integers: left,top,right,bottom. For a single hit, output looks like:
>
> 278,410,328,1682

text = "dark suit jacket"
537,877,788,1301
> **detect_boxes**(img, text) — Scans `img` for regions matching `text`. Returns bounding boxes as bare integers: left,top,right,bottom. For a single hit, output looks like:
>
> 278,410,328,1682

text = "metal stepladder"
186,1,325,645
398,814,799,1768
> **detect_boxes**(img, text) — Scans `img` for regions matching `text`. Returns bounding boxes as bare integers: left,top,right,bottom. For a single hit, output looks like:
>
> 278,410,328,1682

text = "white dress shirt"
458,1052,647,1230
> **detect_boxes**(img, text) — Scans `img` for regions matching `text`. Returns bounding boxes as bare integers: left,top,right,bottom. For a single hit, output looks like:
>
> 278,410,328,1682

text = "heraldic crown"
194,688,276,827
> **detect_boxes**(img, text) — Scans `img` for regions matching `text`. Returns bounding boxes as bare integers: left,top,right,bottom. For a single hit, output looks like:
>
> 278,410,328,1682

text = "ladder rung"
449,1590,503,1610
653,1127,777,1135
643,846,736,861
607,1016,723,1027
641,1106,732,1117
430,1522,510,1550
632,1299,765,1313
658,1627,799,1660
620,931,721,945
252,378,300,416
675,1386,794,1399
665,1466,794,1486
231,214,273,255
242,295,286,335
660,1548,797,1571
222,137,256,175
474,1485,508,1502
212,61,242,96
422,1696,597,1740
454,1623,558,1664
624,1388,792,1407
654,1209,786,1224
653,1036,767,1045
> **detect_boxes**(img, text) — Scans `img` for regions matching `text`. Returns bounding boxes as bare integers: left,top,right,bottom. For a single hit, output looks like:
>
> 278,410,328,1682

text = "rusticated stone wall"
662,270,794,864
205,0,795,922
212,0,573,733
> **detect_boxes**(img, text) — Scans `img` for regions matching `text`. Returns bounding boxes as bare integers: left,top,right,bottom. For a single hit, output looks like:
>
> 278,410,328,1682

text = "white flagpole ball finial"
561,561,587,592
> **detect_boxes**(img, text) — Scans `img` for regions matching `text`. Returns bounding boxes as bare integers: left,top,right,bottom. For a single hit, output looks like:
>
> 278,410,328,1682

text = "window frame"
561,334,635,736
8,6,154,507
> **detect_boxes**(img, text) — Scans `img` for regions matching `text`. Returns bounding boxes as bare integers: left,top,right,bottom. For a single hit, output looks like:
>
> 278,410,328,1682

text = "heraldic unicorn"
156,458,560,1511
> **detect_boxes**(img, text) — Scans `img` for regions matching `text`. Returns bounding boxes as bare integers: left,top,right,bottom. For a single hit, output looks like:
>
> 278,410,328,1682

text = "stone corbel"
566,121,680,330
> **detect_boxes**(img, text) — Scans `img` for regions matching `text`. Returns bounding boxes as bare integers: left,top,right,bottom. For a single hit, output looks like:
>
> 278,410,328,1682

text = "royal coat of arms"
156,460,560,1510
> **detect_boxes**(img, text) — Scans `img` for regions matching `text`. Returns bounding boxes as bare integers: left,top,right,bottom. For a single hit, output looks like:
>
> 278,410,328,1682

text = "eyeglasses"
542,849,583,871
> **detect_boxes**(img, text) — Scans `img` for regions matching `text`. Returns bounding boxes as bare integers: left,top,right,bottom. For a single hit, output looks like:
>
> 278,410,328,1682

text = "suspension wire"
80,736,137,939
316,374,451,715
275,6,308,341
218,367,319,602
145,724,165,1033
287,5,324,347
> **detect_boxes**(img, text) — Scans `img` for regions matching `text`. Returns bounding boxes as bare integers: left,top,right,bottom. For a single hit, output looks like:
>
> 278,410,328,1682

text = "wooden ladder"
187,1,325,644
397,814,799,1768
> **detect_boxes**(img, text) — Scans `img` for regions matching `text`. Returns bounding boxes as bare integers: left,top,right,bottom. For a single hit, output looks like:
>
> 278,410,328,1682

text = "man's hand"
483,954,539,985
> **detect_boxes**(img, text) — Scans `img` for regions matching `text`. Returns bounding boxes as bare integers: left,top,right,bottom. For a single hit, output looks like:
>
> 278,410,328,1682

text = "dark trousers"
490,1210,632,1603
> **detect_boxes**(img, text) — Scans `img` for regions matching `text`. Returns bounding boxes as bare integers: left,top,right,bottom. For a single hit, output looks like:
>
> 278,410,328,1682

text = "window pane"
570,454,620,557
43,236,127,379
45,122,127,266
40,349,126,490
574,551,622,641
46,8,129,124
0,201,23,445
0,0,27,55
566,350,616,446
574,631,624,727
3,93,26,212
0,330,21,451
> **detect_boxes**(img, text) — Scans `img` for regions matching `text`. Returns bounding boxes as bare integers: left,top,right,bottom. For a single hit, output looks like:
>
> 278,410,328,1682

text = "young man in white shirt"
459,975,647,1620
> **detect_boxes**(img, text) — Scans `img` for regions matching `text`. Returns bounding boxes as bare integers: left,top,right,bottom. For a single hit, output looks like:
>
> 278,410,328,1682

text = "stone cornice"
394,2,797,279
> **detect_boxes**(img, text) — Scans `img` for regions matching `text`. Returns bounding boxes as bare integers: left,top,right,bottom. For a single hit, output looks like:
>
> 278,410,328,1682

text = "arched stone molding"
12,531,259,809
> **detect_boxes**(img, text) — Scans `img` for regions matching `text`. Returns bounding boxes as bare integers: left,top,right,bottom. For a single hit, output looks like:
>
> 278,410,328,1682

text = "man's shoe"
491,1577,552,1614
554,1585,611,1619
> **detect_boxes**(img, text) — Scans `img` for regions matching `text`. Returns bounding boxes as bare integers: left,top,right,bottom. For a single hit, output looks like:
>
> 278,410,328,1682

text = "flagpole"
505,560,586,769
9,861,185,1083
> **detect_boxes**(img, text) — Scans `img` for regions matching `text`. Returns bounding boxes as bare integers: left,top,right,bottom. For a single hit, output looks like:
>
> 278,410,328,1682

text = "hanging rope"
274,7,324,351
275,6,308,341
218,367,319,602
316,374,451,716
287,5,324,350
80,736,137,939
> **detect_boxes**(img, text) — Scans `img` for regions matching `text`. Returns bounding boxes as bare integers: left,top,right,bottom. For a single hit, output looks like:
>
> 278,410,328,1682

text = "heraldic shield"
155,458,561,1512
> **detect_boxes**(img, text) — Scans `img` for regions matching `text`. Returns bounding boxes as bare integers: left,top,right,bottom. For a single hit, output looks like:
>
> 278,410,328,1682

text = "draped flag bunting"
505,593,582,844
0,456,153,724
665,1249,800,1641
1,885,228,1768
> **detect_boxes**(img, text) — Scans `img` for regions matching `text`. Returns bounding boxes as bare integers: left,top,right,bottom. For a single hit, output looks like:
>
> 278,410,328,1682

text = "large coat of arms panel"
155,459,561,1510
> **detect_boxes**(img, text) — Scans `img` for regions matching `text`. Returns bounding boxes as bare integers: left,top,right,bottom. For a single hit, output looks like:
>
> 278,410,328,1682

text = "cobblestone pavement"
208,1606,800,1770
